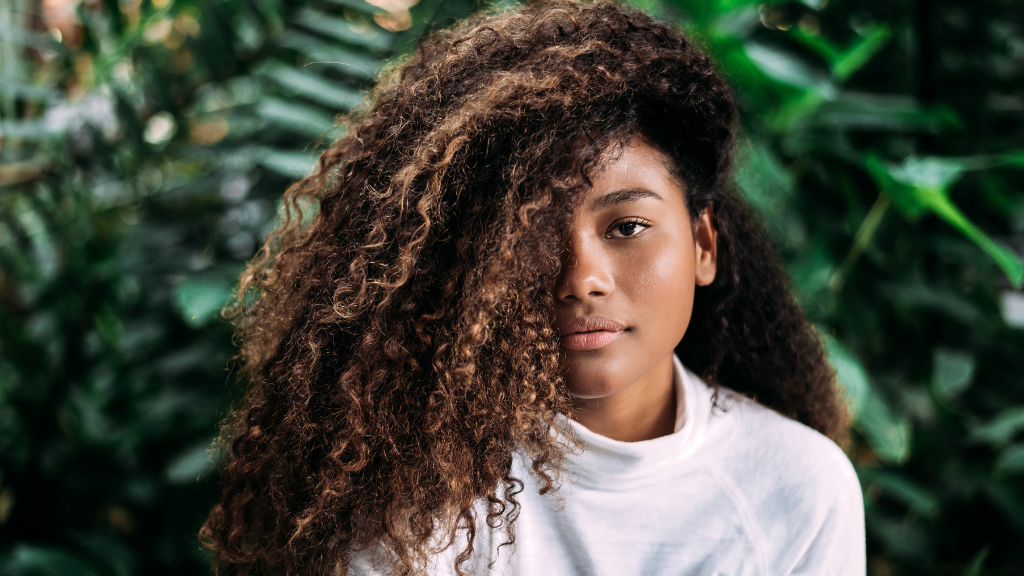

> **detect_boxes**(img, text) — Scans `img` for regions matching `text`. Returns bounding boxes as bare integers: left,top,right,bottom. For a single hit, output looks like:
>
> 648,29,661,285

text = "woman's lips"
560,330,623,351
555,316,627,351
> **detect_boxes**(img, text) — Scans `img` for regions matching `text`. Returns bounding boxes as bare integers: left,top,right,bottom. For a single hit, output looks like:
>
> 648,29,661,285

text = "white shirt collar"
558,355,714,487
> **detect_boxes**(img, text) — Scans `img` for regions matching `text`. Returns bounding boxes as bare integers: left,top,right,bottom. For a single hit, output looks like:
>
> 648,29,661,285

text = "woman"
201,1,864,574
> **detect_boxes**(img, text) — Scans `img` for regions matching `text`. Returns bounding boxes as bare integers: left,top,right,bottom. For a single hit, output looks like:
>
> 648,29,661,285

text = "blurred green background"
1,0,1023,574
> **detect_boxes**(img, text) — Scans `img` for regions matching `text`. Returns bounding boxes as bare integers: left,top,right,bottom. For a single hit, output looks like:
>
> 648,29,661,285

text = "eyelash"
606,217,652,239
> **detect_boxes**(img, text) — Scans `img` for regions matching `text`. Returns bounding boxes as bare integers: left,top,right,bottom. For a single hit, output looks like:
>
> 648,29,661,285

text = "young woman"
200,1,864,574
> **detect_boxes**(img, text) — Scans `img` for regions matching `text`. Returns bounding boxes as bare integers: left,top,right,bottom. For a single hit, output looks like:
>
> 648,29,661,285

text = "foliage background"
1,0,1023,574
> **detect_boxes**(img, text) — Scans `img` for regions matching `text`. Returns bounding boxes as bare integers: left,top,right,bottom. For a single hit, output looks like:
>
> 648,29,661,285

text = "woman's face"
552,136,718,399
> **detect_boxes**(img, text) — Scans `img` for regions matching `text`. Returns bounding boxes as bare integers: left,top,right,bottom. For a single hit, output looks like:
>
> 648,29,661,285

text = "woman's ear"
694,205,718,287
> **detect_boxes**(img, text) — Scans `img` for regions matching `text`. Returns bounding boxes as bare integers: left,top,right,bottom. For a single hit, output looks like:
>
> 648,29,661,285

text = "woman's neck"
569,355,679,442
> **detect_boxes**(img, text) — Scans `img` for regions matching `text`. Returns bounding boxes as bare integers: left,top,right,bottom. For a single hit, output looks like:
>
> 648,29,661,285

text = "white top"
352,356,866,575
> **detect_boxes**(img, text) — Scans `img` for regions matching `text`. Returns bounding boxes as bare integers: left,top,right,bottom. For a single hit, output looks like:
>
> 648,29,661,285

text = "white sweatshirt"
352,356,866,576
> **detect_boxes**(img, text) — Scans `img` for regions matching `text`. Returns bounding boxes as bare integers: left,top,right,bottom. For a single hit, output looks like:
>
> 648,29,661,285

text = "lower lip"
560,330,623,351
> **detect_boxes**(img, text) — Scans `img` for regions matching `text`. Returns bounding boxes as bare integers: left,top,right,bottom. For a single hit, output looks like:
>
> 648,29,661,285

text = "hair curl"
200,1,850,574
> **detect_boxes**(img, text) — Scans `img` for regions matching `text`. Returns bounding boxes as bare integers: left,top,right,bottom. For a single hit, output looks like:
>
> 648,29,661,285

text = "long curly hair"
199,1,850,574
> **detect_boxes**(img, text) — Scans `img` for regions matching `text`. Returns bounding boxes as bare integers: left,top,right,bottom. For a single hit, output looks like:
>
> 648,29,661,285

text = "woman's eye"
618,222,640,236
606,219,651,238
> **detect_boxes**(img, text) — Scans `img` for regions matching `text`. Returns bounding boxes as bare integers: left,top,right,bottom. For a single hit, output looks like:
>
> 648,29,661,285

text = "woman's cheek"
633,236,695,344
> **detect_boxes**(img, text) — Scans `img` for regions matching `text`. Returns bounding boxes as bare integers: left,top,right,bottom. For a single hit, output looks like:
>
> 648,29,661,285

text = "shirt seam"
709,463,771,576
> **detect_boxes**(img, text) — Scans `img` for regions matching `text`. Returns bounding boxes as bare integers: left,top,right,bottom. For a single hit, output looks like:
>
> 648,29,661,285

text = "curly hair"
199,1,851,574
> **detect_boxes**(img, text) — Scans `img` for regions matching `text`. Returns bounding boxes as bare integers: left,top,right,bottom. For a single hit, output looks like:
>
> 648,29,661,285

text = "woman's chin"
562,355,629,397
564,374,626,400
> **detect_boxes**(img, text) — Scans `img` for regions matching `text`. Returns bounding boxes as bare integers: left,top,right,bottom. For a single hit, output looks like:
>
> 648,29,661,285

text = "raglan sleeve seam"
709,463,772,576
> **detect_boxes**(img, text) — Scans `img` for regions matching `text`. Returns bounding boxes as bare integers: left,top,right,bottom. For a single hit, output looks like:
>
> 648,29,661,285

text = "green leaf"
865,155,924,218
255,97,339,137
259,148,318,179
0,22,67,53
866,154,1024,288
858,468,939,517
962,546,990,576
980,480,1024,535
991,149,1024,169
923,191,1024,288
870,515,930,558
707,6,762,39
882,282,983,326
0,120,61,142
292,8,395,52
93,302,124,346
815,92,960,132
796,0,827,9
832,25,890,81
789,29,841,62
968,406,1024,447
860,388,913,464
823,337,913,464
165,440,216,484
823,332,913,461
172,277,233,327
788,241,834,297
0,81,59,101
932,348,975,400
1,545,107,576
712,0,770,12
734,136,795,213
888,156,965,190
278,31,382,79
995,444,1024,476
790,25,890,82
823,336,869,418
742,41,836,96
257,62,365,111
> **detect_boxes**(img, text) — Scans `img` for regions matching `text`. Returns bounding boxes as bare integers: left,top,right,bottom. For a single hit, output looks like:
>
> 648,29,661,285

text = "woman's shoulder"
700,385,864,553
692,384,865,572
679,363,857,496
706,386,860,497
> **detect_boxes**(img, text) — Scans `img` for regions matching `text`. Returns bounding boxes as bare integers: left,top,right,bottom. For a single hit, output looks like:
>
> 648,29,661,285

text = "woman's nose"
555,235,614,302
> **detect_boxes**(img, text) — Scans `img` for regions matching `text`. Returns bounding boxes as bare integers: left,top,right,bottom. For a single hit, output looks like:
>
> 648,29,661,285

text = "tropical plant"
0,0,477,573
1,0,1022,574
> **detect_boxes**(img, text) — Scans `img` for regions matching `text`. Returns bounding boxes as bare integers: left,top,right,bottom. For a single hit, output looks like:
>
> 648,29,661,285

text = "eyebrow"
590,187,663,211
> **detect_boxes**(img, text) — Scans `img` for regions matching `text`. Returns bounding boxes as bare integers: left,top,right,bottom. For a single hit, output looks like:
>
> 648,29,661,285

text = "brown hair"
200,1,850,574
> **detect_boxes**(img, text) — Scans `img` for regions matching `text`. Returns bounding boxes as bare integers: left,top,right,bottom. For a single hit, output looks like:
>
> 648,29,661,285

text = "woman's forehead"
583,135,684,192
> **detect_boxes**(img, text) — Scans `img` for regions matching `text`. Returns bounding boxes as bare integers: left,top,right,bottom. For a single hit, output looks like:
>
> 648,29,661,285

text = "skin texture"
554,138,718,442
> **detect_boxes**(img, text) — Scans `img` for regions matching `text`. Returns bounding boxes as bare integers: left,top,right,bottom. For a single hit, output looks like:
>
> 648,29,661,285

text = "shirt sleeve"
730,403,867,576
783,462,866,576
762,430,866,576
